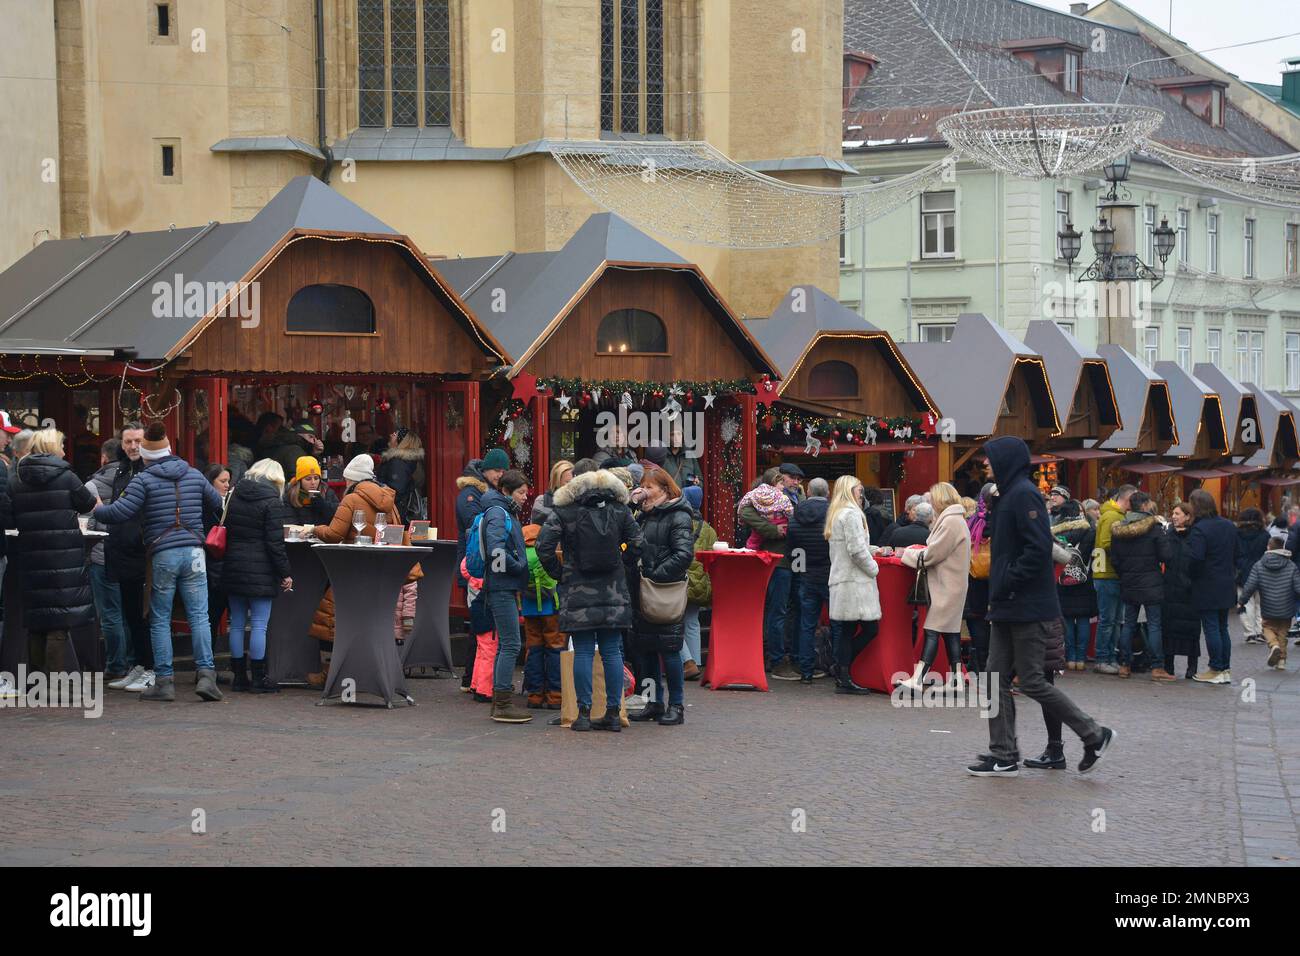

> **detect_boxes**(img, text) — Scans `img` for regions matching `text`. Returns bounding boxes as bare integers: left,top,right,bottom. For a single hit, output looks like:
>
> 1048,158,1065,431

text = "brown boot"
490,689,533,723
1117,664,1131,679
683,659,701,681
1150,667,1176,682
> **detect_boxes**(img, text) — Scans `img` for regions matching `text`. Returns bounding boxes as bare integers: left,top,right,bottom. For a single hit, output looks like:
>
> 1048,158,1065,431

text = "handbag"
639,576,688,625
205,493,229,560
907,553,931,607
969,537,990,580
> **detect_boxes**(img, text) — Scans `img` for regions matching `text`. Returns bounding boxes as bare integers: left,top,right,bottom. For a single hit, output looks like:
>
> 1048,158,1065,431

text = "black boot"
629,701,664,722
248,659,279,694
231,656,250,693
590,706,622,732
571,705,592,731
1023,740,1066,769
657,703,685,725
835,677,871,695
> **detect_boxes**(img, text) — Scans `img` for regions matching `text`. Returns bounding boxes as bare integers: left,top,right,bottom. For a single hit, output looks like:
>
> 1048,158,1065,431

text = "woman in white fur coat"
899,481,971,690
825,476,880,695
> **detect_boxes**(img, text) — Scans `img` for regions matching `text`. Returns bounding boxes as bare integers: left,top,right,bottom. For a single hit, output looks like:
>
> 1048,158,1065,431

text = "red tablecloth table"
697,549,779,691
849,554,929,692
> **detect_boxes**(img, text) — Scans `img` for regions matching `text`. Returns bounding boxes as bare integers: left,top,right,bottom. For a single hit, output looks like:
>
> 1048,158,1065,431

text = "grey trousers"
987,619,1102,762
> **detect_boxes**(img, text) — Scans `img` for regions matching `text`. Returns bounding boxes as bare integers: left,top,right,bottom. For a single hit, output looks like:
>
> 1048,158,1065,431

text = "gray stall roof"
1153,361,1227,458
1244,388,1300,467
898,313,1058,438
1192,363,1261,454
1023,320,1121,437
430,212,777,376
1095,346,1178,451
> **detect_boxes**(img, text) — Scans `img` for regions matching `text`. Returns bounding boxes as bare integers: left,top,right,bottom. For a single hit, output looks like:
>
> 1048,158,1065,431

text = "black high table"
1,529,100,675
266,538,330,686
402,539,458,676
313,543,419,708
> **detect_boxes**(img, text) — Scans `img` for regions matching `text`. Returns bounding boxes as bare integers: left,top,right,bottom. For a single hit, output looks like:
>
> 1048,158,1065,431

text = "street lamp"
1091,216,1116,257
1154,215,1176,265
1059,220,1082,267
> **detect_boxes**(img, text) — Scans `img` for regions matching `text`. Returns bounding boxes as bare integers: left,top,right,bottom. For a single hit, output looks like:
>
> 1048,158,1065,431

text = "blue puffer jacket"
479,487,528,593
93,455,221,556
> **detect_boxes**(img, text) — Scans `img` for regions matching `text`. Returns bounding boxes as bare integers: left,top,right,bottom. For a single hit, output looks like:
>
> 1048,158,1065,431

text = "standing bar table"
313,543,419,707
849,554,926,692
266,537,331,686
1,529,100,675
403,539,458,676
696,549,778,691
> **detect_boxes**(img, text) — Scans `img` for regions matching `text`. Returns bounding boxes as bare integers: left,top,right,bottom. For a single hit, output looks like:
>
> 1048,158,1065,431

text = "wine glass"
352,509,366,542
374,511,388,545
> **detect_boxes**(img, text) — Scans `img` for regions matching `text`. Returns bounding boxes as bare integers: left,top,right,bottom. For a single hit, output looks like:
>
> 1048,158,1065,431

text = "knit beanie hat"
609,467,635,491
294,455,322,483
343,453,375,483
482,447,510,471
140,421,171,461
627,462,645,485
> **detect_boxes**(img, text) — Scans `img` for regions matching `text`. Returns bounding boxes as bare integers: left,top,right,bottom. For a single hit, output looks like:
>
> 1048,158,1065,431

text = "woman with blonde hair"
899,481,971,691
824,475,879,695
221,458,293,692
530,458,574,525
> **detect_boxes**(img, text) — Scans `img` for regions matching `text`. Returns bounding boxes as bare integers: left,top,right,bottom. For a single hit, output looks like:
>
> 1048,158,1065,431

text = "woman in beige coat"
899,482,971,690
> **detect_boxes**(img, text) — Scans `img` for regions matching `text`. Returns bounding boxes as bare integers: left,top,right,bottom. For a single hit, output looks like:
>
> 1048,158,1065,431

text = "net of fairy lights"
936,104,1165,179
549,140,954,248
1140,140,1300,209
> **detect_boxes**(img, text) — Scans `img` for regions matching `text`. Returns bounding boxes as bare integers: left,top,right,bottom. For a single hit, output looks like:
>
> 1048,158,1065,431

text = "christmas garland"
756,404,928,449
719,409,745,494
535,376,756,409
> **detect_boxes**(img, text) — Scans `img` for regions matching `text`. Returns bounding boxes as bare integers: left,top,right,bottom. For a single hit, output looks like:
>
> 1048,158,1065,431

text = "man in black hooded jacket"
969,436,1115,778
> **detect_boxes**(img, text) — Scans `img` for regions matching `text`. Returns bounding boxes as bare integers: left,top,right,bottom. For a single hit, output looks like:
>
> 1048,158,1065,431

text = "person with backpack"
94,422,224,703
1235,507,1270,644
455,448,509,694
1108,491,1173,681
520,523,563,709
1051,499,1096,671
536,461,642,732
379,427,427,523
1237,535,1300,671
681,484,716,681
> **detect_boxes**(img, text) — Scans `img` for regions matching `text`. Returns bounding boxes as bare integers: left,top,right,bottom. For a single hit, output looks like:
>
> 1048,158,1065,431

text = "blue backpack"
465,505,512,579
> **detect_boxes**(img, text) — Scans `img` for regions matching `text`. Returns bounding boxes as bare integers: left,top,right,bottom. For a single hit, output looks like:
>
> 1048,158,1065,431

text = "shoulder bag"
205,493,229,559
907,552,931,607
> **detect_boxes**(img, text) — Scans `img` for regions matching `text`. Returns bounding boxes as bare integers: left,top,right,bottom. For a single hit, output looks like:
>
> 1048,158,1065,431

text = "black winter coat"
220,477,292,598
984,437,1061,622
788,496,831,586
1186,514,1240,611
1235,522,1270,585
1052,515,1097,619
379,446,425,522
1109,512,1172,605
888,521,931,548
103,448,146,582
282,481,340,525
536,469,642,633
5,454,97,631
454,461,489,568
1161,528,1202,657
864,505,889,548
631,495,695,652
0,454,10,559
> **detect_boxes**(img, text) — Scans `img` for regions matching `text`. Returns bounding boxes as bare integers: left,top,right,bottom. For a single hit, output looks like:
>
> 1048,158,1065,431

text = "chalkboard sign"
872,487,897,523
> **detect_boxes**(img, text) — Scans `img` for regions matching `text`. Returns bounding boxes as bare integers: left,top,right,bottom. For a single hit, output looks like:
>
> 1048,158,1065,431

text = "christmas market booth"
1192,363,1265,514
1094,345,1178,506
1023,319,1122,501
1153,361,1230,507
430,213,780,542
898,314,1061,498
1242,387,1300,512
0,176,508,541
742,285,941,512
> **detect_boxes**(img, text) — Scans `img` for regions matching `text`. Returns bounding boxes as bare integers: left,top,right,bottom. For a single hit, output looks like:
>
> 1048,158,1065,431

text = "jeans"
1121,602,1163,662
1062,616,1091,664
227,594,274,660
1093,578,1123,665
572,629,624,710
149,547,213,678
764,567,793,666
681,605,702,665
987,619,1102,762
637,647,685,706
89,562,129,673
784,572,803,660
486,589,522,692
1201,608,1231,672
797,578,829,677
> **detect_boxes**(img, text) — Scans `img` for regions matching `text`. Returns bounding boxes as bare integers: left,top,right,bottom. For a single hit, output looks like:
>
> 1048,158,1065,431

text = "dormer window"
999,38,1086,96
1152,75,1229,128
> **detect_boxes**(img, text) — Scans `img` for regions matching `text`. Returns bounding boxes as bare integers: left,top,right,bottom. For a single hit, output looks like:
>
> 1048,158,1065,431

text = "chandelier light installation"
1139,140,1300,209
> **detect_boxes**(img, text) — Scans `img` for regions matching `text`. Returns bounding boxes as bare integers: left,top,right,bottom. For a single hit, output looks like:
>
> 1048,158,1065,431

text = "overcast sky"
1033,0,1300,83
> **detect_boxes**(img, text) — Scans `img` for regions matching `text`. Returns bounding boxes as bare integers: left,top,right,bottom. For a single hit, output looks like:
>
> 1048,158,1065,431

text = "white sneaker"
0,675,20,700
124,668,156,693
1215,670,1232,685
109,665,145,690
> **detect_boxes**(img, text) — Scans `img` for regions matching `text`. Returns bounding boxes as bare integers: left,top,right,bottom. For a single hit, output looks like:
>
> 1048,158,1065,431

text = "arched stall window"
287,284,377,334
807,360,858,399
596,308,667,353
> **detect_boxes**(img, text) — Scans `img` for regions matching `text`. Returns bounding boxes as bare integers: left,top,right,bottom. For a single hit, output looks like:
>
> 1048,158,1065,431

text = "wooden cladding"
525,267,760,381
184,236,489,375
782,336,930,418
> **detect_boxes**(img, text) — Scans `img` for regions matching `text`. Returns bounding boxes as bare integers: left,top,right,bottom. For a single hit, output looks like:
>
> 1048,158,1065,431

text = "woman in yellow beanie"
283,455,339,524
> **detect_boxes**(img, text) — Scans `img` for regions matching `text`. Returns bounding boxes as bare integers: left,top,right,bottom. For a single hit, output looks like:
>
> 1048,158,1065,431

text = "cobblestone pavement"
2,617,1298,866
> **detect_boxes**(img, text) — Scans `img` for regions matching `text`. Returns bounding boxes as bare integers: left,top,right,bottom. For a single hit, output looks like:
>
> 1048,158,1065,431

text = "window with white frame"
1055,190,1072,259
1144,204,1157,264
1143,326,1159,366
1176,326,1192,370
1207,213,1219,274
1055,320,1075,335
1237,329,1264,383
1176,209,1189,265
1288,332,1300,391
919,323,955,343
1064,51,1081,94
1244,218,1256,278
920,191,957,259
1288,223,1299,275
1210,87,1223,127
839,230,848,265
1207,327,1222,367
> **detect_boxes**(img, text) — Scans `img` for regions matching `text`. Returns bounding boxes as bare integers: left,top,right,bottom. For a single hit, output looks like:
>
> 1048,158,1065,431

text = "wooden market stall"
431,213,779,542
1153,361,1230,508
1023,319,1122,501
742,285,940,512
1244,388,1300,513
1094,345,1179,507
898,314,1061,498
1191,363,1266,513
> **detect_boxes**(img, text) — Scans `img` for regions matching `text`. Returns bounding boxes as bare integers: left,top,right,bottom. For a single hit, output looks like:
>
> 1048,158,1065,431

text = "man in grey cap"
778,462,805,507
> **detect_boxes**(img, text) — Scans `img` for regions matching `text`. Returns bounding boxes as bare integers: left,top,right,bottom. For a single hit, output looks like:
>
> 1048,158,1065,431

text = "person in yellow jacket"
1092,485,1136,674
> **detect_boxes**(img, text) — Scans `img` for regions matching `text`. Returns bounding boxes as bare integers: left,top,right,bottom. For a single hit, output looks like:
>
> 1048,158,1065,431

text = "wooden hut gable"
1096,346,1178,455
1024,320,1120,444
